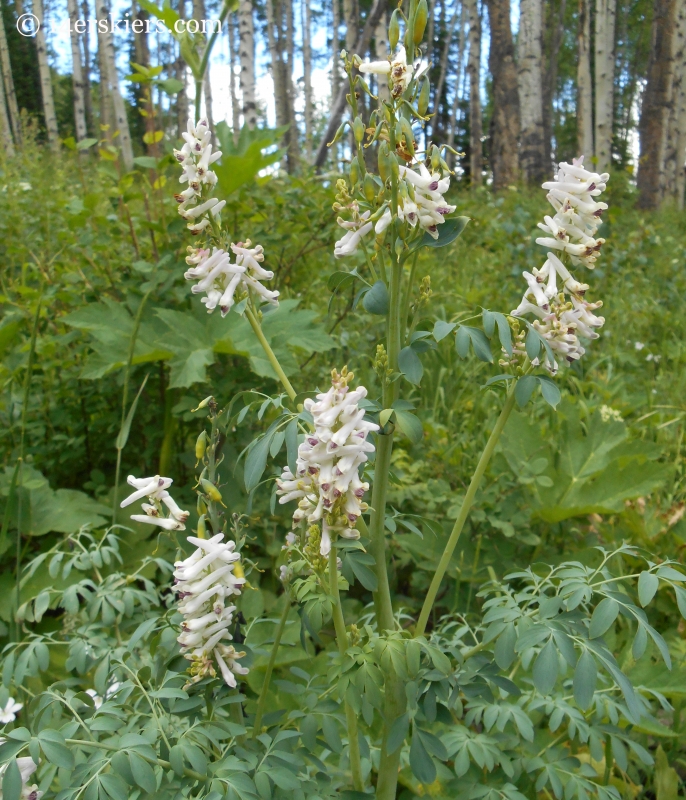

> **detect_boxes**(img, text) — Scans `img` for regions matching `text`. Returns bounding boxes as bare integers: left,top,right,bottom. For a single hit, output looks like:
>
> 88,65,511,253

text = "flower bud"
364,174,377,204
417,77,430,116
195,430,208,461
201,478,223,503
414,0,428,44
353,116,366,144
389,9,400,51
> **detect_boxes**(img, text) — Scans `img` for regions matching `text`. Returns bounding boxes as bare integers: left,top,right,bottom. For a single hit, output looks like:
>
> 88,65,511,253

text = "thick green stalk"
329,548,364,791
367,433,395,632
375,673,405,800
245,308,297,402
253,597,291,736
415,384,519,636
206,406,223,536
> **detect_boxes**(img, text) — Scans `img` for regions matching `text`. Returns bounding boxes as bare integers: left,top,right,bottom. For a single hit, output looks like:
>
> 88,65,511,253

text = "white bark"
518,0,546,180
0,1,20,144
228,17,241,138
577,0,593,157
302,0,313,156
664,0,686,200
433,1,461,141
594,0,616,172
67,0,88,143
374,10,389,101
343,0,357,50
98,0,134,170
466,0,482,183
447,1,467,150
238,0,257,128
33,0,59,151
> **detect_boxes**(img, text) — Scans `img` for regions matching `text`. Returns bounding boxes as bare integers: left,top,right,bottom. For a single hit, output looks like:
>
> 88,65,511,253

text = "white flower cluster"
173,533,248,688
184,240,279,316
276,369,379,556
173,118,225,234
0,754,41,800
120,475,189,532
358,45,413,97
512,157,607,373
335,163,456,257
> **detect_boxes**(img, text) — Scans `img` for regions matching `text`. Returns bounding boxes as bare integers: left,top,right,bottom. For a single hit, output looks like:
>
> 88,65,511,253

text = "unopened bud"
363,173,377,204
192,395,213,411
195,430,208,461
414,0,428,44
389,9,400,51
417,77,430,116
201,478,223,503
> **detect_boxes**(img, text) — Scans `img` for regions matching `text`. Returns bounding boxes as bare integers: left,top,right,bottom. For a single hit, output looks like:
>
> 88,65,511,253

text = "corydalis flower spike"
276,368,379,555
121,474,189,531
173,533,248,688
510,157,607,374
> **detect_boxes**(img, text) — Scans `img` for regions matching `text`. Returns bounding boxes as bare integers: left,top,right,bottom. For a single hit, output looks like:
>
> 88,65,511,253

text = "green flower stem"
205,403,222,536
375,672,405,800
415,380,520,637
401,251,419,342
245,307,297,403
252,596,291,737
367,432,396,632
329,547,364,791
113,291,151,520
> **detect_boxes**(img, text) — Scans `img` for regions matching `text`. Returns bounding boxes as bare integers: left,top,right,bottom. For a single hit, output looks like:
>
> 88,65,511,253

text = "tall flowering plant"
2,4,684,800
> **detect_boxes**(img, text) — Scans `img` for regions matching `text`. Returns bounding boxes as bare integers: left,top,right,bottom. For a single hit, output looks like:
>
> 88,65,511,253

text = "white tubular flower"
0,754,41,800
0,697,22,724
511,156,608,374
174,118,223,233
398,164,456,239
276,368,379,555
358,46,413,96
334,209,373,258
184,240,279,316
173,533,248,688
121,475,189,532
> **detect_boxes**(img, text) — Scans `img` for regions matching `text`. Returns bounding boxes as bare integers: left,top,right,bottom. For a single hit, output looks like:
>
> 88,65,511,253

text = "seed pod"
378,141,392,183
233,561,245,580
431,144,441,171
350,158,360,186
364,173,377,203
195,430,208,461
417,77,430,116
196,514,207,539
328,119,349,147
201,478,223,503
400,117,415,156
414,0,428,44
192,395,213,411
197,495,207,515
389,9,400,51
406,639,421,676
353,115,366,144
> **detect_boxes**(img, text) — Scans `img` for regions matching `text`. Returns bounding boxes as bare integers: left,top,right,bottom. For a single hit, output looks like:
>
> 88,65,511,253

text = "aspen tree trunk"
637,0,678,207
266,0,297,170
332,0,340,98
193,0,214,132
0,56,14,155
98,0,134,170
485,0,520,189
344,0,358,49
518,0,547,181
228,17,241,136
238,0,257,128
0,0,20,144
81,0,94,135
374,10,389,100
176,0,188,137
67,0,88,144
445,0,467,149
661,0,685,199
97,12,112,135
285,0,299,167
542,0,566,166
427,0,437,61
577,0,593,158
433,1,461,142
594,0,616,172
302,0,313,157
33,0,59,150
466,0,482,185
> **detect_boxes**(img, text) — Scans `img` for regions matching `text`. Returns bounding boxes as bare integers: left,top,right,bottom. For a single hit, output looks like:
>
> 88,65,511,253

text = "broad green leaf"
409,215,470,253
394,410,423,444
538,376,561,408
638,571,659,607
589,597,619,639
38,730,74,769
213,122,286,196
573,650,597,709
532,638,558,695
432,320,456,341
362,280,389,315
398,346,423,385
2,760,22,800
244,433,274,493
409,726,436,784
515,375,537,407
129,752,157,794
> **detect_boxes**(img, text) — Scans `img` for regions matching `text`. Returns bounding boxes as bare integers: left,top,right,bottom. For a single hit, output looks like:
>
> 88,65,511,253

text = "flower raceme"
173,533,248,688
276,368,379,556
511,157,607,373
358,45,413,97
120,475,189,531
